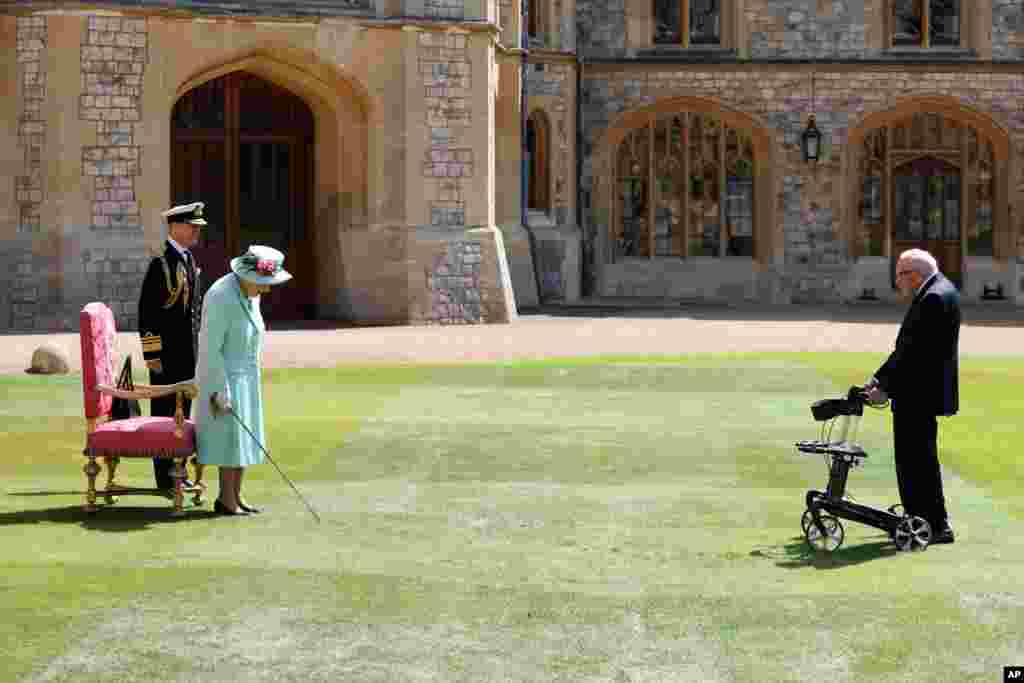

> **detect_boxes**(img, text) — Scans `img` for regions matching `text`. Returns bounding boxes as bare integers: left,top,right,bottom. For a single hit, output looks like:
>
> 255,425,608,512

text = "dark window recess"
689,0,720,46
929,0,960,47
892,0,923,46
654,0,682,45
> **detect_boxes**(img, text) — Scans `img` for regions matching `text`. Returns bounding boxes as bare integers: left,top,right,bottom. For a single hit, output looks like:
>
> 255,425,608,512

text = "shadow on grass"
0,503,217,531
751,535,901,569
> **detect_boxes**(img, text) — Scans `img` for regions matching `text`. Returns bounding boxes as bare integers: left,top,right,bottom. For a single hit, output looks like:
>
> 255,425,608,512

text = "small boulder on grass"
25,344,70,375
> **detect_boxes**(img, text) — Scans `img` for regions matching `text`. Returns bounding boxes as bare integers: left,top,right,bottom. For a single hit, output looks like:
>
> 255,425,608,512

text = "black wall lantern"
802,114,821,163
801,61,820,164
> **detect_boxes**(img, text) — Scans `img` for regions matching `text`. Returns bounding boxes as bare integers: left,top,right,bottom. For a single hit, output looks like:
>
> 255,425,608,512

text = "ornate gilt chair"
79,302,206,515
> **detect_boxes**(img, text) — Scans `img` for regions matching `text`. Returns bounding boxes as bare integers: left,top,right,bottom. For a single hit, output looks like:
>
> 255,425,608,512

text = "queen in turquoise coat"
193,245,291,516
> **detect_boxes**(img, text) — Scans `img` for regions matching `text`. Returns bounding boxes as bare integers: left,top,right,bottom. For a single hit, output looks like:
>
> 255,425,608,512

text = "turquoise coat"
192,273,266,468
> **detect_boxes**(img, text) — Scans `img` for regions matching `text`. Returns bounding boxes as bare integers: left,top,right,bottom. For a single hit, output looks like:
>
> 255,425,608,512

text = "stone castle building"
3,0,1024,332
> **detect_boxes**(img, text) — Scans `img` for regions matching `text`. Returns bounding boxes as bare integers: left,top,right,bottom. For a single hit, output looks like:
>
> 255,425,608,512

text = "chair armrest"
97,380,198,401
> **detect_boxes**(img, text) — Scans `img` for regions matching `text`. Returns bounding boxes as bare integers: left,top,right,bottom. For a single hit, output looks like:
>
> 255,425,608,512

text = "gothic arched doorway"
171,71,316,320
892,156,963,288
852,105,1007,293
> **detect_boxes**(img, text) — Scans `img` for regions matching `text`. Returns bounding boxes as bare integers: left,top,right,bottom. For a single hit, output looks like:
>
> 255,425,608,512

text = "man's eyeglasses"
895,269,914,279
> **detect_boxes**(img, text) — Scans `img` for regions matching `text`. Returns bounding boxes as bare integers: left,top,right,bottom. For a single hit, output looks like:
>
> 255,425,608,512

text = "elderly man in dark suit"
866,248,959,545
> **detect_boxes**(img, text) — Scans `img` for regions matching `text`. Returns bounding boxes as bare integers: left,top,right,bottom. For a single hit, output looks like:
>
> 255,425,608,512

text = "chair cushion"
86,417,195,458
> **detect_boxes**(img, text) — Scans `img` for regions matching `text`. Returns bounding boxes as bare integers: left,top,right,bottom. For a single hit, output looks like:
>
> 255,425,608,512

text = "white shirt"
915,272,937,297
167,237,189,261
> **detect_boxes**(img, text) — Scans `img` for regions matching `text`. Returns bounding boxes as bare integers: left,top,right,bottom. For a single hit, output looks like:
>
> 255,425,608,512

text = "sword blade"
226,409,321,523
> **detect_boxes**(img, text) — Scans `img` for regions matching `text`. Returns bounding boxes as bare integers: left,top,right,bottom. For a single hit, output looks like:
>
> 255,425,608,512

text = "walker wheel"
804,514,844,552
800,509,815,534
893,515,931,552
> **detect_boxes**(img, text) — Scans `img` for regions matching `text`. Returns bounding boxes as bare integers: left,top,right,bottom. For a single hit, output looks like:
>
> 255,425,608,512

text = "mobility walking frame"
795,386,933,553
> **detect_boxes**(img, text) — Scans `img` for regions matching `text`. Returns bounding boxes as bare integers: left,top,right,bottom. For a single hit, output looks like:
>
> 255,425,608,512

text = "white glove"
210,392,232,417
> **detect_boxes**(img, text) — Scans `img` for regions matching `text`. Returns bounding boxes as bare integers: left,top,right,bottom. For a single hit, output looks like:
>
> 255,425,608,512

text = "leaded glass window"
613,112,755,261
892,0,960,48
653,0,721,47
690,0,720,45
653,0,682,45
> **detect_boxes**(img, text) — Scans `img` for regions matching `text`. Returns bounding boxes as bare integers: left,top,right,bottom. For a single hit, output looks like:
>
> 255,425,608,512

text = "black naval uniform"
138,242,201,489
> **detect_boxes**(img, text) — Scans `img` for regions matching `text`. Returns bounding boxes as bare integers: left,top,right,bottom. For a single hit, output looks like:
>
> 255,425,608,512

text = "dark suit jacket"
137,242,201,383
874,272,960,416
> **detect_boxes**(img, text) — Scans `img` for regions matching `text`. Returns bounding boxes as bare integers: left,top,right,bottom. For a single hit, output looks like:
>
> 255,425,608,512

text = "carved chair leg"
83,454,100,514
191,456,206,506
104,456,120,505
171,457,186,516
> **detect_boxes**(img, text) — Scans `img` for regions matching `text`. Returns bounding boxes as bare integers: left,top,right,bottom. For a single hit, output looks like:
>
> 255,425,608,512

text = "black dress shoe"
932,528,955,544
214,499,248,516
238,501,262,514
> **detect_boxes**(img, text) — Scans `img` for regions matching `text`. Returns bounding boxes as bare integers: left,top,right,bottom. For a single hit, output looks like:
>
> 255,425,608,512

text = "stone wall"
427,240,484,322
0,0,373,17
576,0,624,54
80,16,145,233
420,30,472,231
746,0,873,59
16,16,45,235
424,0,465,19
993,0,1024,59
525,57,580,301
580,67,1024,300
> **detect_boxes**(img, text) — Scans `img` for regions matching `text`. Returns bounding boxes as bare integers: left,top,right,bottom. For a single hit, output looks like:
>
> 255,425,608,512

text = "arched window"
527,111,551,212
890,0,962,48
654,0,721,47
855,111,996,289
613,112,755,260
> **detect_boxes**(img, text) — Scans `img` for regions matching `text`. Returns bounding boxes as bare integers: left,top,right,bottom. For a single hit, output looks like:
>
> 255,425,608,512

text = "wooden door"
171,140,230,288
171,71,316,321
891,157,963,288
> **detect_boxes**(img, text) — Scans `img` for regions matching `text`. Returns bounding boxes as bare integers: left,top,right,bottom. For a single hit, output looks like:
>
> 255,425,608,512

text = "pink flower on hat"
255,259,277,275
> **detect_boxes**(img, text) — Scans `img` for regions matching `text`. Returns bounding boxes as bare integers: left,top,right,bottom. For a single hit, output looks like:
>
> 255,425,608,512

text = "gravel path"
4,304,1023,376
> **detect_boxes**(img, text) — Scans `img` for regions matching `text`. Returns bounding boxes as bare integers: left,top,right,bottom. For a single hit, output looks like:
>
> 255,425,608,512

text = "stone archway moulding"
845,95,1013,260
172,47,375,313
594,96,779,265
174,45,375,124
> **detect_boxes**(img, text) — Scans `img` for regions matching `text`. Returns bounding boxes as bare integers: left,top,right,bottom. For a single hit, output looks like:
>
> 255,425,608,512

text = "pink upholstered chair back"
80,302,116,420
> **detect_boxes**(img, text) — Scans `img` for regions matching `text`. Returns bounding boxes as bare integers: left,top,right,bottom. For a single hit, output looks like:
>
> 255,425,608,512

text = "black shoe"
214,499,248,516
932,528,955,544
238,501,262,514
157,479,193,490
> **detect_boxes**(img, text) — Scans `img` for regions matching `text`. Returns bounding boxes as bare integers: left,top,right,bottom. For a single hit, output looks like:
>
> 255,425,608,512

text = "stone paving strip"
2,307,1022,375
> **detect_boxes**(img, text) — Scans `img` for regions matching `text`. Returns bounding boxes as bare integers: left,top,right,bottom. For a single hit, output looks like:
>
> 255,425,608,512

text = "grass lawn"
1,353,1022,682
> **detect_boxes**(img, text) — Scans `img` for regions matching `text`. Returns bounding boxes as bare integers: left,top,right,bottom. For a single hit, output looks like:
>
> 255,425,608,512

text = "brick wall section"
424,0,465,19
581,69,1024,293
420,30,473,230
0,0,372,17
16,16,46,235
80,16,146,233
576,0,624,53
746,0,869,58
994,0,1024,59
428,241,484,323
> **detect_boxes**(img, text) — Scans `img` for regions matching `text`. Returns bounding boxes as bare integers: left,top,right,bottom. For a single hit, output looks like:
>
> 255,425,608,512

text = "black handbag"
110,355,142,421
